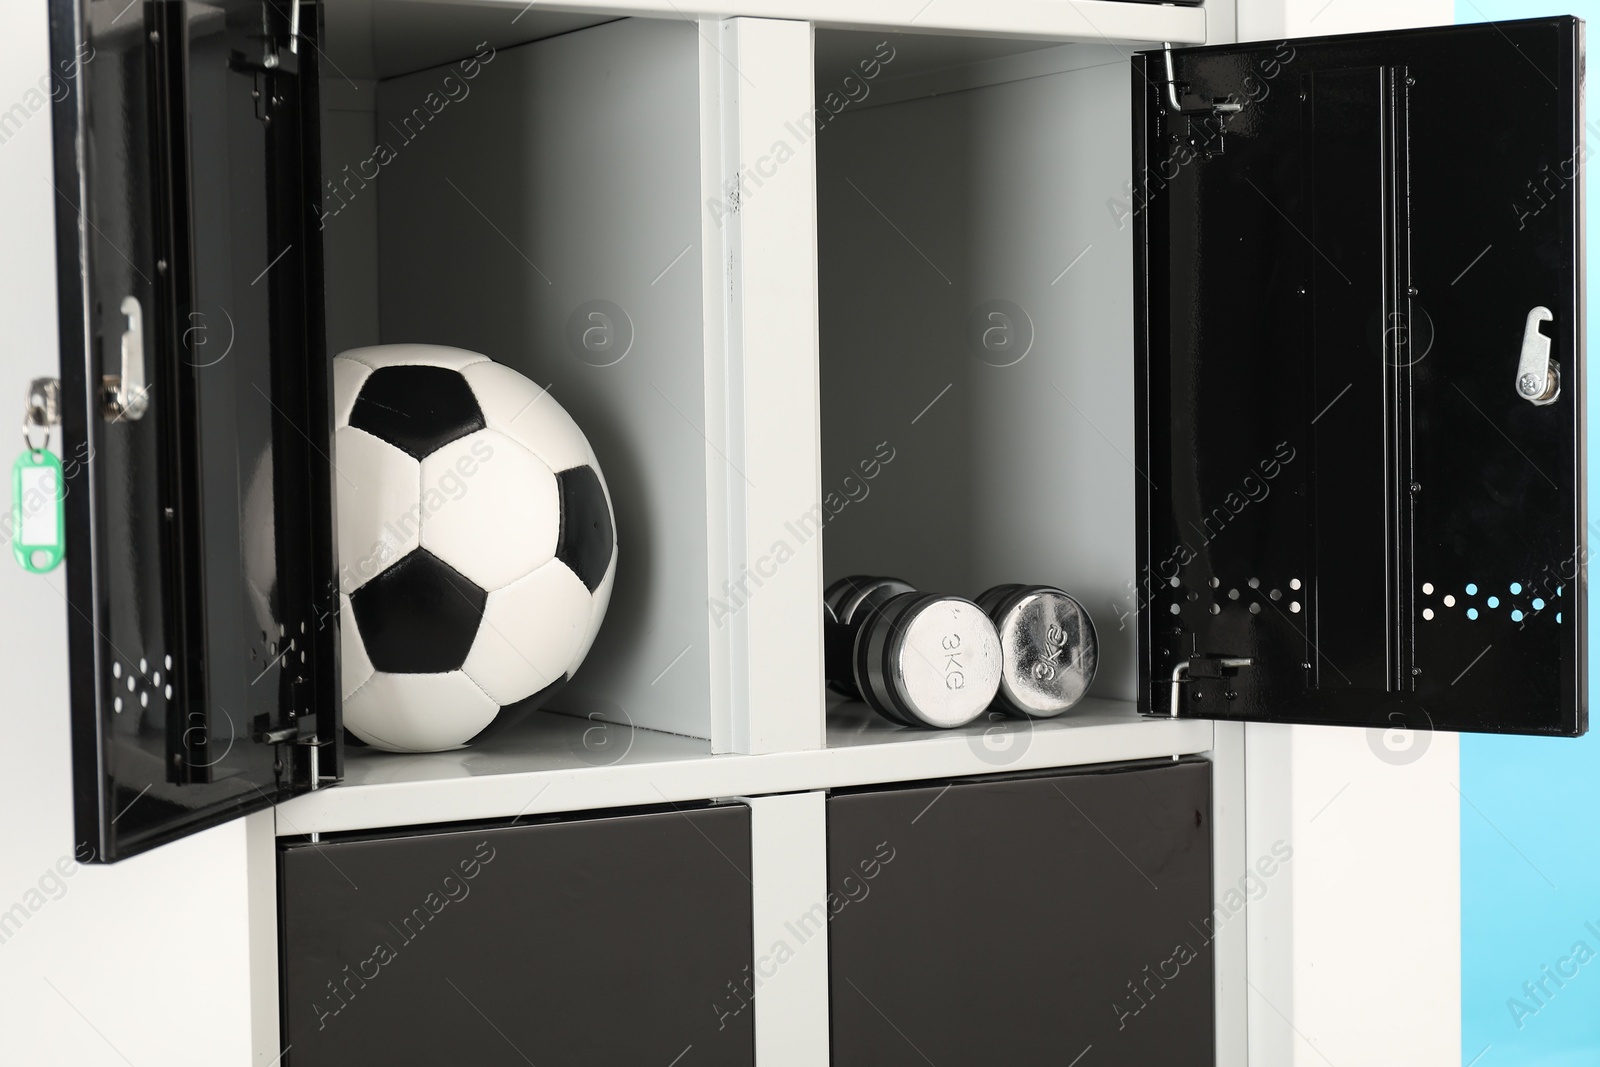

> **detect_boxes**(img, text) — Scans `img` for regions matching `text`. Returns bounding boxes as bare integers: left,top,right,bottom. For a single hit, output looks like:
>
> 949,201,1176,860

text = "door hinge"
256,713,329,792
255,712,320,746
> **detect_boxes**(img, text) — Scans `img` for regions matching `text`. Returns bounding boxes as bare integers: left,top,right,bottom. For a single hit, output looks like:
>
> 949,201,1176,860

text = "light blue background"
1456,3,1600,1064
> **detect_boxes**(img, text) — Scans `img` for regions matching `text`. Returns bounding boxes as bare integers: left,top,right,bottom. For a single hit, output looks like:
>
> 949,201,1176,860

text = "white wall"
1231,4,1461,1063
0,5,257,1064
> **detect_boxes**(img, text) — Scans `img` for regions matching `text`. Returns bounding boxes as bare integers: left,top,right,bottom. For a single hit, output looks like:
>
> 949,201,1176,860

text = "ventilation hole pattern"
1417,581,1561,623
109,652,169,715
1167,577,1304,619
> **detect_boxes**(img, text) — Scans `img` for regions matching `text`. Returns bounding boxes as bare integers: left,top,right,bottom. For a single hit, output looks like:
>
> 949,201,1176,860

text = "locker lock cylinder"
23,378,59,451
1169,656,1254,717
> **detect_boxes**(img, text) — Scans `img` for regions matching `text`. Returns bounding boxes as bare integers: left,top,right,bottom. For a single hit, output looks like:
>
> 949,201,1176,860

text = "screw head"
1519,373,1542,396
1410,482,1422,492
1411,667,1422,676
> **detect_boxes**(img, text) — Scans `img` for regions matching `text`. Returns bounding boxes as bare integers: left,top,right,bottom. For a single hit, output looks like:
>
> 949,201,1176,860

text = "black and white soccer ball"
333,344,616,752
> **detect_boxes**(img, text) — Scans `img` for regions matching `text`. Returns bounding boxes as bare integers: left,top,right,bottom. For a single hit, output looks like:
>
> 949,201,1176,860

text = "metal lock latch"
1515,306,1560,406
1169,655,1254,717
103,295,149,421
1160,42,1244,157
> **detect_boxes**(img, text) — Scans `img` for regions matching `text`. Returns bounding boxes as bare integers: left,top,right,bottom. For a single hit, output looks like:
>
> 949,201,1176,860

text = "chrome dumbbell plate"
854,592,1002,729
979,585,1098,719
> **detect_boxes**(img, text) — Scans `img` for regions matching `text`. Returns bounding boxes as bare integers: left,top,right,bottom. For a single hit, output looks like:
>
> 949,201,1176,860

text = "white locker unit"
31,0,1581,1063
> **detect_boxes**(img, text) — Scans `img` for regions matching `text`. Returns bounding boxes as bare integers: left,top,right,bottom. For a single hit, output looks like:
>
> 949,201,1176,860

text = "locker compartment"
321,11,717,748
814,21,1585,738
815,31,1145,709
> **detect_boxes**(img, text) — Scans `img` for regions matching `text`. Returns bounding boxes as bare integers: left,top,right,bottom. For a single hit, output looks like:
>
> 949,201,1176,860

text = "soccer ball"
333,344,616,752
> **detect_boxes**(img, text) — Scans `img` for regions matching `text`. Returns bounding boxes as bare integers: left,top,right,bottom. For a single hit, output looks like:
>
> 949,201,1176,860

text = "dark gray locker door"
829,760,1215,1066
279,803,755,1066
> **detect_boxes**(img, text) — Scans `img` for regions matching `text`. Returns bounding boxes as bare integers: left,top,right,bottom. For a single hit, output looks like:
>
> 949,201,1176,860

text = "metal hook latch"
1169,655,1254,717
104,295,149,421
1515,306,1560,406
1162,42,1245,116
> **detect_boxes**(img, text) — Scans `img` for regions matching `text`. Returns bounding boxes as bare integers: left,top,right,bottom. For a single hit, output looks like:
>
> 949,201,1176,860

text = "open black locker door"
1134,18,1585,736
48,0,337,862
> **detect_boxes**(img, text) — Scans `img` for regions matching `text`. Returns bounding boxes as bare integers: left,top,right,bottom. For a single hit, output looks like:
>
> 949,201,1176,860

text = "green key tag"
12,448,65,573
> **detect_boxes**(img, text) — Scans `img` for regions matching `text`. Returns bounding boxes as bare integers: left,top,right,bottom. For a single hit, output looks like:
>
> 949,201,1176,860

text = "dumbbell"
826,576,1099,725
824,575,915,701
973,584,1099,719
824,575,1002,729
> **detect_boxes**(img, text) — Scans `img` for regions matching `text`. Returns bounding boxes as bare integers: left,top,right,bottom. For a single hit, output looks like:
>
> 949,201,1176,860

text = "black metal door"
279,803,756,1066
48,0,336,862
1134,18,1585,735
828,761,1215,1065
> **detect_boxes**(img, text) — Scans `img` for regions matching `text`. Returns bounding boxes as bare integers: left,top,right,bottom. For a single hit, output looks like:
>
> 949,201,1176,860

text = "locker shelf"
275,698,1211,835
352,0,1207,64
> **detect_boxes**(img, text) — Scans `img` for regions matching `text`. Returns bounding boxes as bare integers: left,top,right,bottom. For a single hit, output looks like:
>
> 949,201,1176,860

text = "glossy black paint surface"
279,803,756,1066
1134,19,1586,735
50,0,337,862
828,760,1215,1065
